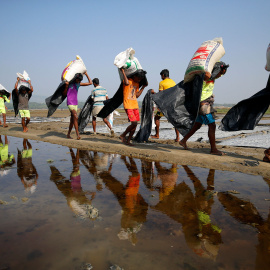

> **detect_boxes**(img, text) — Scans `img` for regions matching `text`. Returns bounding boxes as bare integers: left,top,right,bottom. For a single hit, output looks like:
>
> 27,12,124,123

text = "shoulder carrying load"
265,43,270,71
0,84,10,98
114,47,143,80
17,70,31,90
61,55,87,82
184,38,225,83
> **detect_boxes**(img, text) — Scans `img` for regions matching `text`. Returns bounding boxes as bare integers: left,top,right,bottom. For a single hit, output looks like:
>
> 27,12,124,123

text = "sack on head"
61,55,87,82
184,38,225,83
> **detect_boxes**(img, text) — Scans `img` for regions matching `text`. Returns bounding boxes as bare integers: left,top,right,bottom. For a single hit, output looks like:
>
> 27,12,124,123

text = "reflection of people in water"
50,148,97,219
218,187,270,269
0,135,15,175
17,139,38,193
152,166,222,260
79,150,110,191
98,156,148,245
155,162,178,201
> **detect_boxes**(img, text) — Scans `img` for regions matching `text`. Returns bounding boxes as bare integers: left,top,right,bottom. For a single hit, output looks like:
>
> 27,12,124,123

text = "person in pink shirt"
64,72,92,140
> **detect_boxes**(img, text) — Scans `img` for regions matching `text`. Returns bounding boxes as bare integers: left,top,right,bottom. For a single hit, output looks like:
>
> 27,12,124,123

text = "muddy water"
0,135,270,270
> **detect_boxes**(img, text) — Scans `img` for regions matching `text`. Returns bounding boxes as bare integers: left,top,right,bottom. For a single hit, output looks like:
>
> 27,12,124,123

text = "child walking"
119,68,147,146
64,72,92,140
0,90,11,127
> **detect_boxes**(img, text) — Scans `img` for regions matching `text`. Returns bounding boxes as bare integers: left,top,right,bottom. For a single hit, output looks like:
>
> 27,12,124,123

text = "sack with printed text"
61,55,87,82
184,38,225,83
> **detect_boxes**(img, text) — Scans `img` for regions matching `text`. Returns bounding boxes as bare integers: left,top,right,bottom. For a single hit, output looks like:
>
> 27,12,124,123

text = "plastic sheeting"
152,74,204,137
78,95,94,133
12,86,32,117
133,89,154,142
220,75,270,131
45,82,66,117
97,82,124,119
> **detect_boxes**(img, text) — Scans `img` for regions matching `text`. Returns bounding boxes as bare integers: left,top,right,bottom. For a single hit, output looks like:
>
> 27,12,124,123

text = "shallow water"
0,135,270,270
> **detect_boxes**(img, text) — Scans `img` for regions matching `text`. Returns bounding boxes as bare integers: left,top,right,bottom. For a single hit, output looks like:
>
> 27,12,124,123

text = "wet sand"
1,109,270,178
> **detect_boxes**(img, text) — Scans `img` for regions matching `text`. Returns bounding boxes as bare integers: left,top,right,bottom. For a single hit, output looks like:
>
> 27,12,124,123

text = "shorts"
22,149,32,158
92,106,104,117
125,109,140,122
155,111,164,117
0,107,6,114
19,110,30,118
196,113,215,125
68,105,78,112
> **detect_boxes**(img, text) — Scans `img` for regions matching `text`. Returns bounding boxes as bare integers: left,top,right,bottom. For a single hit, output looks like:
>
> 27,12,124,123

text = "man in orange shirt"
119,68,147,146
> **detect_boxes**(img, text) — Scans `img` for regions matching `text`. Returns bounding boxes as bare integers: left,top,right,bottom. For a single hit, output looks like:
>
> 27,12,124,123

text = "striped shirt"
91,86,108,106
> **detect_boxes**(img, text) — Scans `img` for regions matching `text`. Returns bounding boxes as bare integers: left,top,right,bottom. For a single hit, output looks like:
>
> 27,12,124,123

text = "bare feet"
119,135,126,144
175,137,180,142
23,128,28,133
3,124,8,128
151,135,159,139
179,140,189,150
77,136,81,140
67,135,73,139
210,150,226,156
125,141,134,146
263,156,270,163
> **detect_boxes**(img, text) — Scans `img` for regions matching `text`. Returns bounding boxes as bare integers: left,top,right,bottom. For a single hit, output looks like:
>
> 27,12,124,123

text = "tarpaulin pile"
220,75,270,131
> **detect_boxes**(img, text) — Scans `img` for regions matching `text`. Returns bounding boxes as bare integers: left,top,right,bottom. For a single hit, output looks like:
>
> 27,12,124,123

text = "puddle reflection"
1,136,270,269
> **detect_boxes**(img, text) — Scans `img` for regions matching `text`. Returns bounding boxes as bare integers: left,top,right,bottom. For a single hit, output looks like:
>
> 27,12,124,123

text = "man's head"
131,70,147,83
160,69,169,80
75,73,83,84
92,78,99,87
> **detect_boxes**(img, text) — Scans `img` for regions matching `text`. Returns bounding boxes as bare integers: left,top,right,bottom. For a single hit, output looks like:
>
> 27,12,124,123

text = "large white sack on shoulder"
114,48,135,68
62,55,87,82
265,43,270,71
184,38,225,83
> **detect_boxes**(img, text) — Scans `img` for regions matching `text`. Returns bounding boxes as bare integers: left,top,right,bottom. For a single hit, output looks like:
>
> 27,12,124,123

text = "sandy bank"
1,118,270,178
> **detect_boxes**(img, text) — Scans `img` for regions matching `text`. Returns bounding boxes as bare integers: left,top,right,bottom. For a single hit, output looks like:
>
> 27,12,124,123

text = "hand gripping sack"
16,70,31,90
114,48,143,79
184,38,225,83
61,55,87,82
265,43,270,71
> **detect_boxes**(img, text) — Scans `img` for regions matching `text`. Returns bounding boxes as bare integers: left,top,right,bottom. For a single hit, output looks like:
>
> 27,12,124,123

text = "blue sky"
1,0,269,104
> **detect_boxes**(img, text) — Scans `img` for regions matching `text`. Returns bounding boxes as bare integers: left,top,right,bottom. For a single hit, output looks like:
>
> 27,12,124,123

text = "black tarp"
12,86,32,117
78,95,94,133
220,74,270,131
133,89,154,142
151,73,204,137
97,82,124,119
45,82,66,117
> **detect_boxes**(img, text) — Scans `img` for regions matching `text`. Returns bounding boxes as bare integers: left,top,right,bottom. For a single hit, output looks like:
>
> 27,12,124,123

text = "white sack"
114,48,143,80
61,55,87,82
184,37,225,83
16,70,30,89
